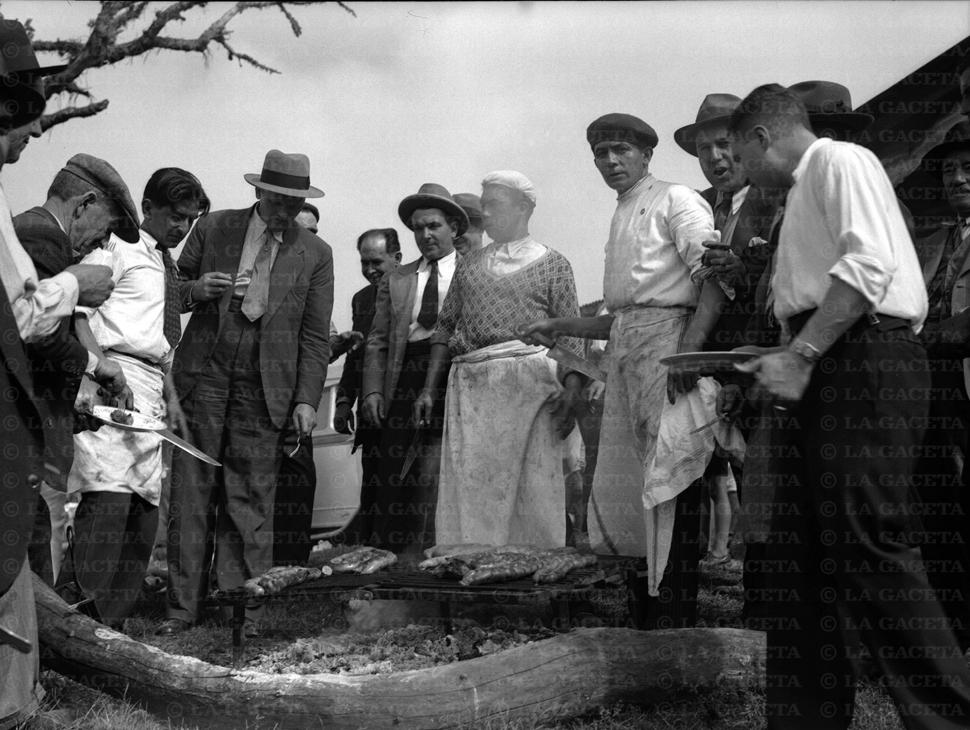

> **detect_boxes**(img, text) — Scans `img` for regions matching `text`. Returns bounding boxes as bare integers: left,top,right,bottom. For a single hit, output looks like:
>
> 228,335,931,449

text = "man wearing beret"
520,113,716,629
161,150,333,637
416,171,583,548
362,183,464,554
16,152,141,585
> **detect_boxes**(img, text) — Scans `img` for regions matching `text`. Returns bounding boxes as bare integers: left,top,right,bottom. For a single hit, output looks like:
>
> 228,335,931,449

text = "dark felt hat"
674,94,742,156
59,153,140,243
453,192,482,223
398,183,469,235
244,149,324,198
924,120,970,165
586,113,658,151
788,80,873,132
0,19,68,77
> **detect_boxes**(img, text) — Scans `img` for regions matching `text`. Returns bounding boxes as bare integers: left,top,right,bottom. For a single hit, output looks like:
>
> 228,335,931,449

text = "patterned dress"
431,239,581,547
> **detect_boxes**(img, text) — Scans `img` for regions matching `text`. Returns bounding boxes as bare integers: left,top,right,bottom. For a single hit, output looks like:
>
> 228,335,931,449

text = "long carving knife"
532,333,608,383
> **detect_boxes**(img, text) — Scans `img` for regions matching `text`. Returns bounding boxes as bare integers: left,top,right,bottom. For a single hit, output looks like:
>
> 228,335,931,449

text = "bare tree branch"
39,99,110,132
24,1,353,131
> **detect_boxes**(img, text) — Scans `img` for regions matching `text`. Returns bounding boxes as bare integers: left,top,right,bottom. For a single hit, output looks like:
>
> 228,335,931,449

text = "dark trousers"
341,424,382,546
637,478,702,630
69,491,157,626
914,359,970,650
272,441,316,566
373,341,446,554
167,311,284,623
756,320,970,730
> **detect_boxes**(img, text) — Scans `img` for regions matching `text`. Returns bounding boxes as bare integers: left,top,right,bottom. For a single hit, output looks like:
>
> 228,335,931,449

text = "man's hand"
67,264,114,307
717,383,745,422
191,272,233,302
72,399,102,434
702,242,746,288
333,402,355,435
92,358,134,410
585,379,606,403
362,393,385,426
292,403,316,439
735,350,814,403
167,393,189,435
515,319,559,346
412,389,434,427
331,331,365,359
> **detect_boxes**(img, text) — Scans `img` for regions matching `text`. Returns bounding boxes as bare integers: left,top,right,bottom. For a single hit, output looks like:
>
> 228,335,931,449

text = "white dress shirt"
0,182,79,341
409,249,457,342
79,229,172,367
603,173,715,312
773,138,928,332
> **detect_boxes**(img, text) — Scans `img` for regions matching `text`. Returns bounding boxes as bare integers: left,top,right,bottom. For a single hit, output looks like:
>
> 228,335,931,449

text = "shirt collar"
140,227,159,248
250,208,285,245
714,185,749,216
618,172,654,201
791,137,830,185
420,249,456,271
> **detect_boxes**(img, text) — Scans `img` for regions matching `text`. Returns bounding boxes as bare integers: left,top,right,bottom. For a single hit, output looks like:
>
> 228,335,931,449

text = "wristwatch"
789,337,822,364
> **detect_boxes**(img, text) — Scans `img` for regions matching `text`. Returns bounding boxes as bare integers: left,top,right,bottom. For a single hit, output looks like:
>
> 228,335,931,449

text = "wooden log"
33,575,765,729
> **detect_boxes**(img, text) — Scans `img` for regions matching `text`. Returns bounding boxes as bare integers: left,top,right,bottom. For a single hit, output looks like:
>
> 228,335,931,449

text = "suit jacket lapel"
392,260,420,339
265,223,305,324
922,226,952,287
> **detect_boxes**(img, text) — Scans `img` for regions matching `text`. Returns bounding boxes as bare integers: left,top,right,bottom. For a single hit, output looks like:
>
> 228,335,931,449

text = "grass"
20,557,913,730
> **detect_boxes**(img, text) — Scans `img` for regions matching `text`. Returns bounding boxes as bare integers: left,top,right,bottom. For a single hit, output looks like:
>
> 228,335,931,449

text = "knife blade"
532,333,608,383
399,426,424,480
157,428,222,467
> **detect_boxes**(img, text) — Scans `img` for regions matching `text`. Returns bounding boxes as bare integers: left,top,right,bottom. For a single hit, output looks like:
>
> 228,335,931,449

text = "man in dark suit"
336,228,401,545
362,184,468,554
16,154,140,584
672,94,781,568
161,150,333,636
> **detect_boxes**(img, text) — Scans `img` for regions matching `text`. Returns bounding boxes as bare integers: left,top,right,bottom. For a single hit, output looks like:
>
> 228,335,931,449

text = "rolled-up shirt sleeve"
823,147,898,308
14,270,79,342
668,187,715,283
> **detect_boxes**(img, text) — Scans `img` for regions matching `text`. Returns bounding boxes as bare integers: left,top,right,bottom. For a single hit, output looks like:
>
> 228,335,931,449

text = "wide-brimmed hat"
59,153,141,243
674,94,742,156
398,183,469,235
788,80,873,131
922,119,970,173
244,149,324,198
0,19,68,78
453,193,482,223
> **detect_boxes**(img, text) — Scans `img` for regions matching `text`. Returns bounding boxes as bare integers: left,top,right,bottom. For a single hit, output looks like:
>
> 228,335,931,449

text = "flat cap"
586,113,658,151
60,154,140,243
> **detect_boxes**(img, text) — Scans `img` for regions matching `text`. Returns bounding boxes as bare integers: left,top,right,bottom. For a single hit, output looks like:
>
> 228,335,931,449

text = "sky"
1,0,969,330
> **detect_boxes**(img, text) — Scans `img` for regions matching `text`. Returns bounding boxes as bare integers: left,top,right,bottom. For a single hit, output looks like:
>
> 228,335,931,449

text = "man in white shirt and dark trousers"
68,168,208,628
732,83,970,730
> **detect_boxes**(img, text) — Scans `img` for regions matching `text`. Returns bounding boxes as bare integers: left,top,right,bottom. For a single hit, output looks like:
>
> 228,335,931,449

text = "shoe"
700,552,731,567
155,618,190,636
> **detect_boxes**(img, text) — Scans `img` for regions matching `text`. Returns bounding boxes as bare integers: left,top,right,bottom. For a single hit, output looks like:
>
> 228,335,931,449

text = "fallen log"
34,575,765,729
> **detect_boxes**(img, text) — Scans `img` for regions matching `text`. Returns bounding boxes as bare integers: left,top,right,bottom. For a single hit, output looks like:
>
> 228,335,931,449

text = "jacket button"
27,474,40,489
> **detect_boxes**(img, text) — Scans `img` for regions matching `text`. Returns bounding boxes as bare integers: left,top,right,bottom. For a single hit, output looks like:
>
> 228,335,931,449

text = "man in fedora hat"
161,150,333,636
519,113,716,630
673,93,781,569
414,170,583,548
362,183,466,554
453,192,485,255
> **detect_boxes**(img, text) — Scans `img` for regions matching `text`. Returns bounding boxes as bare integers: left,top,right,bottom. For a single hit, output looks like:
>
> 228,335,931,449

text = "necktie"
157,244,182,348
241,231,273,322
416,259,438,330
713,192,733,232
